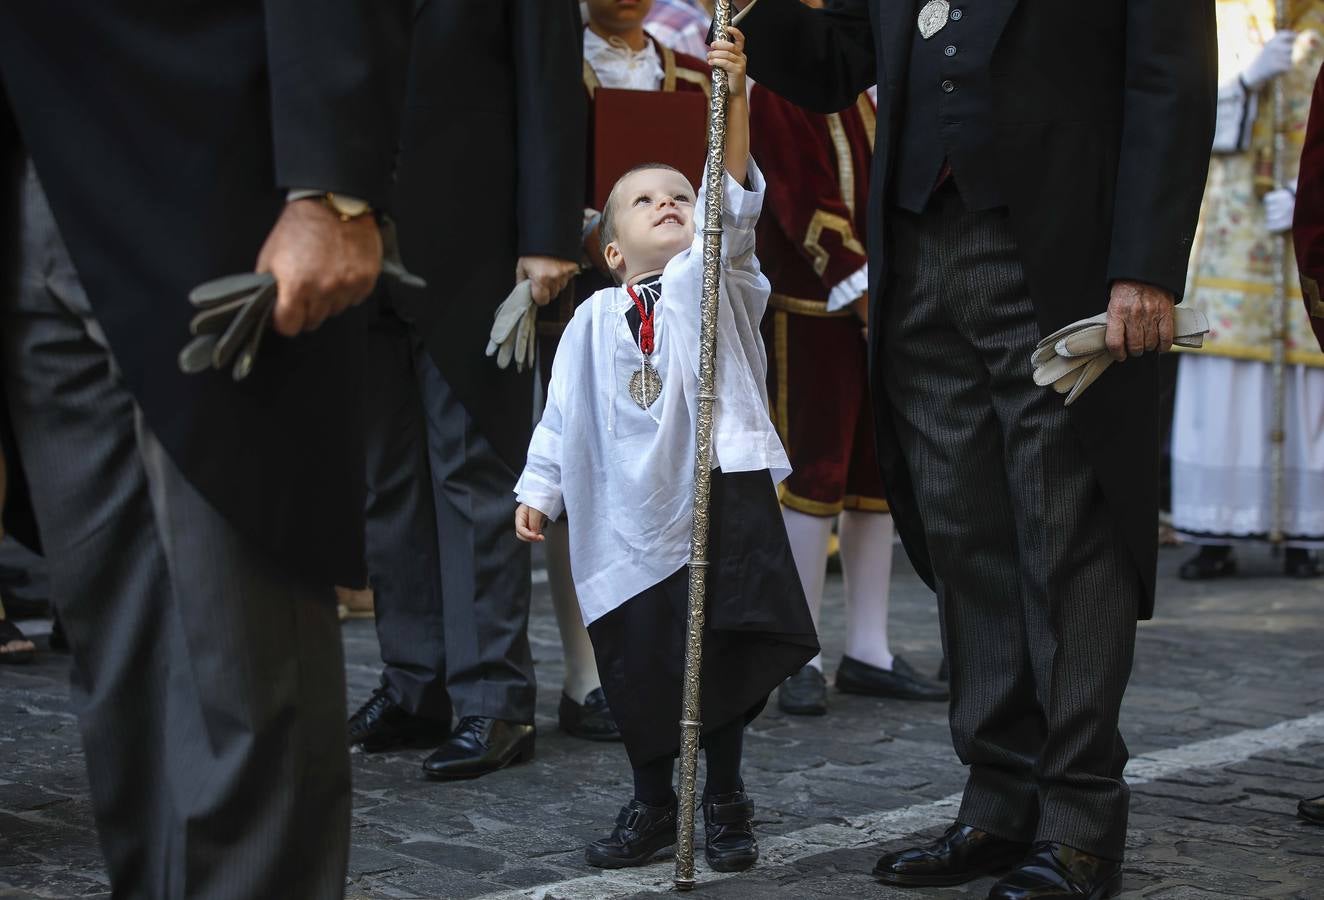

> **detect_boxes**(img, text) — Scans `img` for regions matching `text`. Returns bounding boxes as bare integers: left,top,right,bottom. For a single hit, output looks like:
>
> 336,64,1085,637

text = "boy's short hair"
599,162,689,251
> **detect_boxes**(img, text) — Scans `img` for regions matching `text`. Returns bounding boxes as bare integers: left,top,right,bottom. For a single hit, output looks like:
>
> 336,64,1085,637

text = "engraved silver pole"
675,0,732,889
1269,0,1291,546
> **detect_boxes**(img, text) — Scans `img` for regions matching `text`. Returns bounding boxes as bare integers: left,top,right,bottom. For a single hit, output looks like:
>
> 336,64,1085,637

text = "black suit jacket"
388,0,586,471
741,0,1217,617
0,2,410,586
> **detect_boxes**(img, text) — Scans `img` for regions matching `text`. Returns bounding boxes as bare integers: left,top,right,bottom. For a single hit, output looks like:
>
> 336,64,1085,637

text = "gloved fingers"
179,334,220,374
1056,323,1108,358
189,272,275,309
1064,355,1114,406
1034,351,1096,387
1036,311,1109,350
232,308,271,382
491,281,534,344
213,281,277,370
189,293,253,335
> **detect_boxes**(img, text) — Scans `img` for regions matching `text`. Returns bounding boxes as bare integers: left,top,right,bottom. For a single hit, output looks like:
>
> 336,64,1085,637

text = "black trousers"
882,186,1140,859
362,307,536,723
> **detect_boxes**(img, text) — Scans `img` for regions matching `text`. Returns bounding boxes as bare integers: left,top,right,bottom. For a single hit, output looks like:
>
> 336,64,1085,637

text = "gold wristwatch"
287,189,372,222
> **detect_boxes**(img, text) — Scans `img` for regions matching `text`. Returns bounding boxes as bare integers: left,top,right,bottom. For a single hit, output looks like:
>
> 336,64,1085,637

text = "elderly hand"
516,256,579,306
1105,280,1176,361
257,199,382,337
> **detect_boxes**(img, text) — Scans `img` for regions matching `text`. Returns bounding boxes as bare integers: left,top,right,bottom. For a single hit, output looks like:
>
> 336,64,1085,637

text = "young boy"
515,29,818,873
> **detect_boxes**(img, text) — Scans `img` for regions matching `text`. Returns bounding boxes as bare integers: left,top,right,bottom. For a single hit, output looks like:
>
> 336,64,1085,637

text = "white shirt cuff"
826,264,869,312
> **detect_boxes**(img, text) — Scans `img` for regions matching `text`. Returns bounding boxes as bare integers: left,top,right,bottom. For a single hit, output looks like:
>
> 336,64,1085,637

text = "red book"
592,87,709,210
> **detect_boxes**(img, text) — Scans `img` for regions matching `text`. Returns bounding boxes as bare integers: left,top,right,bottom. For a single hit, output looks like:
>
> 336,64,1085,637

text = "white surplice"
515,160,790,625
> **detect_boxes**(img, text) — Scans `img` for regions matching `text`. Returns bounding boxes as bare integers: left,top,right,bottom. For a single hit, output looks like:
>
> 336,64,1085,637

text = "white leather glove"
1243,31,1297,89
1264,185,1297,234
1031,308,1210,406
486,280,537,372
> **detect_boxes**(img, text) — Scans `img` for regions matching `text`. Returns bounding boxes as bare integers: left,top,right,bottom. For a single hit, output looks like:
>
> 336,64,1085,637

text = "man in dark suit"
345,0,586,779
0,3,408,895
734,1,1216,896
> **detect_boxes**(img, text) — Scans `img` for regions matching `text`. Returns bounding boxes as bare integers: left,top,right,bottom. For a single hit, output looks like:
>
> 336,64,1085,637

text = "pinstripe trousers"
882,185,1139,860
2,162,350,897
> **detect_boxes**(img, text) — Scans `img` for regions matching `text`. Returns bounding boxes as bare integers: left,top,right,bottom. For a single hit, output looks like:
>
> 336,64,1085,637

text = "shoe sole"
836,679,949,703
707,849,759,873
585,837,677,869
1298,807,1324,825
872,850,1025,887
422,742,535,780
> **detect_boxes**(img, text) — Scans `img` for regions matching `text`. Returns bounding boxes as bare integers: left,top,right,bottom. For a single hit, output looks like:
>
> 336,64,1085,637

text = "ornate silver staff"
1268,0,1291,545
675,0,733,889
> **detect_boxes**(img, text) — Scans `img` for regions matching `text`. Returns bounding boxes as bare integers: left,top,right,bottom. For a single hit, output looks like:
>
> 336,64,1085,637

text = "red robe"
1294,61,1324,352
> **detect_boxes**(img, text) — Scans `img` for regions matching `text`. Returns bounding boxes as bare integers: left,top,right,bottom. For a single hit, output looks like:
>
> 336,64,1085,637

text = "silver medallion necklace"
626,279,663,410
917,0,951,39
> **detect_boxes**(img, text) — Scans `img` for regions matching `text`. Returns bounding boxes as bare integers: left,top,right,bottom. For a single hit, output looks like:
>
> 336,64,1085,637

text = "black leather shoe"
348,688,450,753
837,655,950,702
1178,545,1236,580
421,716,535,780
704,790,759,872
585,795,678,868
559,687,622,741
872,823,1030,887
1285,548,1323,578
1299,795,1324,824
988,842,1122,899
778,665,827,715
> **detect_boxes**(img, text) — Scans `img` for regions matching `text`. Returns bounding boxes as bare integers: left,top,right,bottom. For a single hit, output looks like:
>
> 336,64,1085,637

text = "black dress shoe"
873,823,1030,887
421,716,535,780
1285,548,1323,578
778,665,827,715
1299,795,1324,824
988,842,1122,899
348,688,450,753
585,795,678,868
559,687,622,741
704,790,759,872
837,655,950,702
1178,545,1236,581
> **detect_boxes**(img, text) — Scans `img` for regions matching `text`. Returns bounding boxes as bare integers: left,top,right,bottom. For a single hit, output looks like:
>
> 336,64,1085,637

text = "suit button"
944,44,957,56
950,7,963,19
941,79,956,93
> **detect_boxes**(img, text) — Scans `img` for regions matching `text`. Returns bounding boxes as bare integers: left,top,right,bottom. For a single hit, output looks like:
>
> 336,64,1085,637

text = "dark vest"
892,0,1007,213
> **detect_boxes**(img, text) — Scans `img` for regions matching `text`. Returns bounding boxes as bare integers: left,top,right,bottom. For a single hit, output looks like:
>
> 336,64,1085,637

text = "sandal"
0,618,35,664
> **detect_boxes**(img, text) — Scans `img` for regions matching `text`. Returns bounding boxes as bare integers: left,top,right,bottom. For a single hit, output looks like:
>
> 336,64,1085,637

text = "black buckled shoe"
836,655,950,702
703,790,759,872
1285,548,1323,578
988,842,1122,899
779,665,828,716
873,823,1030,887
1299,795,1324,824
421,716,535,780
348,688,450,753
559,687,622,741
585,795,678,868
1178,545,1236,581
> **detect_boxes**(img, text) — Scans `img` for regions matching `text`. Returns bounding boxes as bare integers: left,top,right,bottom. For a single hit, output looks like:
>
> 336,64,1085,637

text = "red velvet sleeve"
1293,64,1324,352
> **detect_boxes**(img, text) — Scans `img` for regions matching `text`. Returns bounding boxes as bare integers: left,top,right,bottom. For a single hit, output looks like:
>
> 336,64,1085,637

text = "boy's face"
604,168,697,282
586,0,655,33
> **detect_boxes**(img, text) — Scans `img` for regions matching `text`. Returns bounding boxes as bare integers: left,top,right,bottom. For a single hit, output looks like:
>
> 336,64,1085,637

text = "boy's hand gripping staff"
676,0,733,890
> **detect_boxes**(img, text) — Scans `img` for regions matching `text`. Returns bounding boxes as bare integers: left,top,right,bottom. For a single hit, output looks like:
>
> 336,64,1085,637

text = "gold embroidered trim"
826,112,855,219
844,494,890,513
1303,275,1324,318
674,67,712,97
769,293,855,318
856,93,877,152
804,210,866,276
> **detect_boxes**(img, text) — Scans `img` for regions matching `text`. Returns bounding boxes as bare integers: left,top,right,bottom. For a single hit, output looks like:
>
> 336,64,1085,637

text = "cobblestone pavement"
0,543,1321,899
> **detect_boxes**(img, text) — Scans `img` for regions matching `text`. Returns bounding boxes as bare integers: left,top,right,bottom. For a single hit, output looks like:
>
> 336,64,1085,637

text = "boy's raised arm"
708,27,749,186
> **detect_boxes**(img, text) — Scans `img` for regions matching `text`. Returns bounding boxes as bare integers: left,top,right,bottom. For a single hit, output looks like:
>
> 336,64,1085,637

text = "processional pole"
1269,0,1292,546
675,0,733,889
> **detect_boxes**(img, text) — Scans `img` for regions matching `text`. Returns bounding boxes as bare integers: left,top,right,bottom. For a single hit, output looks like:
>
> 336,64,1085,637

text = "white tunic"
515,161,790,625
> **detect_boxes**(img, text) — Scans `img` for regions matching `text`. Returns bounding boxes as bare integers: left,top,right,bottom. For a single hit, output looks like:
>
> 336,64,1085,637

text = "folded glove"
1031,307,1210,406
1242,30,1297,90
1264,186,1296,234
486,280,537,373
179,217,425,381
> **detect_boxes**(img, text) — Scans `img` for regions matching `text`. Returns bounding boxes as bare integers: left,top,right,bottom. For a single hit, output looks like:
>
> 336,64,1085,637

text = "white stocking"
839,510,895,672
545,521,601,702
782,506,834,671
